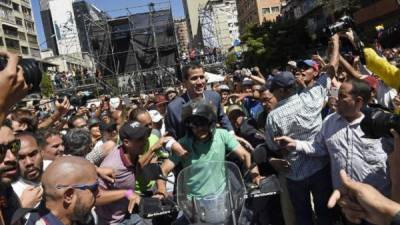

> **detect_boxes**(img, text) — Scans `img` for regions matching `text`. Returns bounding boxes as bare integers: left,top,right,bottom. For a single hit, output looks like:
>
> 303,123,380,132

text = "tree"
40,71,54,97
240,19,312,71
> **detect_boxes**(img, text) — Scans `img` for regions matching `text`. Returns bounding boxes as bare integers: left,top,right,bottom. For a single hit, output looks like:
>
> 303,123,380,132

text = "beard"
23,161,43,183
72,197,94,224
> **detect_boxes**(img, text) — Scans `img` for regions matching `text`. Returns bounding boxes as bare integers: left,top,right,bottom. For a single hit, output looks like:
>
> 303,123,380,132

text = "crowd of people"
0,28,399,225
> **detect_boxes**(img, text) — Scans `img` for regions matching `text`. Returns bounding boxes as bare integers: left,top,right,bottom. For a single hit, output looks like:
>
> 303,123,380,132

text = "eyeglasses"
56,181,99,194
0,139,21,162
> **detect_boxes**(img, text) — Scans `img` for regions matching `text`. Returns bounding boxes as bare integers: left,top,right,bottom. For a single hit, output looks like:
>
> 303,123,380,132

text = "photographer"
0,52,31,125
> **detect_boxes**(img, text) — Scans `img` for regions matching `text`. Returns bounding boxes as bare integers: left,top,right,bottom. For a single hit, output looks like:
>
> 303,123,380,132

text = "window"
12,2,19,11
18,31,25,40
15,17,22,26
21,46,28,54
2,24,18,37
0,38,3,46
262,7,271,14
30,48,40,57
25,20,34,32
27,34,36,43
271,6,280,13
5,38,20,50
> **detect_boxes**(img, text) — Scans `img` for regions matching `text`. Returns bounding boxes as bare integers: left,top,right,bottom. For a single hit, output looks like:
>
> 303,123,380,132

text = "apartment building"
236,0,282,34
0,0,40,58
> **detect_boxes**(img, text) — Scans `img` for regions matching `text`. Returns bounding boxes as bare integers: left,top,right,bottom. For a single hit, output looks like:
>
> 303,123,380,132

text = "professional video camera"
323,16,355,37
0,58,42,93
361,106,400,138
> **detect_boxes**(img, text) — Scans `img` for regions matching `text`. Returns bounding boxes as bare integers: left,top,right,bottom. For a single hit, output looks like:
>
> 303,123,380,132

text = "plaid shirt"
265,75,330,181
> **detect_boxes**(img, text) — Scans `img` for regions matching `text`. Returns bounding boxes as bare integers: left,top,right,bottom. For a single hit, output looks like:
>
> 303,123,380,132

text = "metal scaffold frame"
83,1,180,95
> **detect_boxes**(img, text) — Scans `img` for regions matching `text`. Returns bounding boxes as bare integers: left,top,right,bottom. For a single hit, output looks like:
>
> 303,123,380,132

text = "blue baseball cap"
269,71,295,90
297,59,319,71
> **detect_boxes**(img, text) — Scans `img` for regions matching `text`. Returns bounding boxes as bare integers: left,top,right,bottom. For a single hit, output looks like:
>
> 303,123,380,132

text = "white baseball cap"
148,110,163,123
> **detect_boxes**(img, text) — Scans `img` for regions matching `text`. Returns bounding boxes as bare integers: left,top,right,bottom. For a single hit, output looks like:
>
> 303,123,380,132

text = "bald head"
42,156,97,200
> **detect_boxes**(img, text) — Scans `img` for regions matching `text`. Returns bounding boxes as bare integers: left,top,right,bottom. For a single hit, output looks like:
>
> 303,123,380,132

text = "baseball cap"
155,95,168,106
148,110,163,123
165,87,177,94
242,78,253,86
119,121,151,141
269,71,296,90
219,84,230,92
297,60,319,71
287,61,297,68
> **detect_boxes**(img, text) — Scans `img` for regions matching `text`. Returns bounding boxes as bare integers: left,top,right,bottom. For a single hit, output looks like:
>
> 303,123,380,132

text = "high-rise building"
175,19,189,54
40,0,107,56
0,0,40,58
182,0,208,49
199,0,239,53
236,0,282,34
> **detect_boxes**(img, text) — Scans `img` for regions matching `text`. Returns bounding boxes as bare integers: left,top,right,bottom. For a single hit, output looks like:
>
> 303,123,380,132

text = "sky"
31,0,185,48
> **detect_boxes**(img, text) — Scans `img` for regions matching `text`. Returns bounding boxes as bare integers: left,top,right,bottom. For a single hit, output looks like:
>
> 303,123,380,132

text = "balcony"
0,0,12,8
22,13,33,21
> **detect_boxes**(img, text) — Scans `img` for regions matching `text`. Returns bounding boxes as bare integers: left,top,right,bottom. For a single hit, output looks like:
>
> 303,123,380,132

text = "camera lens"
0,57,42,93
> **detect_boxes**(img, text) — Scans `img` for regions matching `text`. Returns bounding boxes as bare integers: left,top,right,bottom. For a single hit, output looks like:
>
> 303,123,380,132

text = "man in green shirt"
155,101,262,223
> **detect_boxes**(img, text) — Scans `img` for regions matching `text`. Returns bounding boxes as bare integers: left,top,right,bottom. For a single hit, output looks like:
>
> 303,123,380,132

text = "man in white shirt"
12,132,51,203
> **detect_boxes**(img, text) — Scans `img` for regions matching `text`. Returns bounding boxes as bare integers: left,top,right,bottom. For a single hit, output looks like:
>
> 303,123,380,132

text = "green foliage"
225,52,238,72
40,71,54,97
240,19,312,71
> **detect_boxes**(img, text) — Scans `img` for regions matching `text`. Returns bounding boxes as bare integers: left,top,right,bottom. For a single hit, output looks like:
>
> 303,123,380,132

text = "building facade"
237,0,282,34
182,0,208,49
0,0,40,58
175,19,189,54
199,0,240,53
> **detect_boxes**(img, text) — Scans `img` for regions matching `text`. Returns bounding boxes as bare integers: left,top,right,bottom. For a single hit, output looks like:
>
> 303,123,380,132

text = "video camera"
323,16,354,37
361,106,400,138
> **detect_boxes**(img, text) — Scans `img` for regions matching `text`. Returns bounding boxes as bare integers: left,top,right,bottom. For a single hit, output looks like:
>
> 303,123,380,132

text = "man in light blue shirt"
276,79,391,196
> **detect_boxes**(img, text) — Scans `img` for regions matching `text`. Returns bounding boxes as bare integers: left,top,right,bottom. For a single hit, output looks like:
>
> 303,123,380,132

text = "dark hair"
15,131,38,146
36,128,60,149
347,78,371,104
182,63,204,80
10,109,38,132
67,115,85,129
128,107,148,121
63,128,91,157
99,121,117,134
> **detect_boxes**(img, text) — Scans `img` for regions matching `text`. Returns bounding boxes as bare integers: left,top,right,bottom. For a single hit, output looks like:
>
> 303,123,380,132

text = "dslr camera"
361,107,400,138
0,57,42,93
323,16,354,37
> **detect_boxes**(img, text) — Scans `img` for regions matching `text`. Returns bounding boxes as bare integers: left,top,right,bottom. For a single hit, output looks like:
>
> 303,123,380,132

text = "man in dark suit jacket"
165,63,233,139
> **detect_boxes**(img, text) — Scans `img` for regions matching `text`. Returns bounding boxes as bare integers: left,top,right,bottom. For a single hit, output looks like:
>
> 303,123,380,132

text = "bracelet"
124,189,134,199
165,139,177,151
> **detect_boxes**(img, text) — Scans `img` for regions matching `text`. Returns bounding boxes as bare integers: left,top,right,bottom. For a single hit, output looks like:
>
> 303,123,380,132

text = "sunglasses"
0,139,21,162
56,181,99,193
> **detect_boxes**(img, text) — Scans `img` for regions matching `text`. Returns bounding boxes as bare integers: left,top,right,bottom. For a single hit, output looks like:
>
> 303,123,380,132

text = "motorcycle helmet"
181,100,217,134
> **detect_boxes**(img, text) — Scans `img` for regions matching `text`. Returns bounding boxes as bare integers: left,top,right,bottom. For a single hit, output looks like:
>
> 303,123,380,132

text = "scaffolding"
83,1,180,95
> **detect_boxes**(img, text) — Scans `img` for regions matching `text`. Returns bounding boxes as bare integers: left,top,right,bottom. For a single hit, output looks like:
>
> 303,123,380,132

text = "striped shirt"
265,74,330,181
